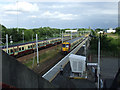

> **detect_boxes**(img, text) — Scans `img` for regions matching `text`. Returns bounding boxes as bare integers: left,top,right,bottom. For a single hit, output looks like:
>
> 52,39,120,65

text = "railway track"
17,37,71,62
16,43,65,76
16,37,75,76
33,52,64,76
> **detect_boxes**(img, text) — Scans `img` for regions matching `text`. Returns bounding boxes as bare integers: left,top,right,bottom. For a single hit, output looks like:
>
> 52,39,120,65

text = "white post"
97,37,100,88
6,34,8,53
78,31,79,37
71,31,72,40
36,34,39,66
62,31,63,43
85,42,86,57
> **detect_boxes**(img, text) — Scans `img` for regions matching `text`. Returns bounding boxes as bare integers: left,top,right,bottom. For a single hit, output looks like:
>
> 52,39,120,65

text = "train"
61,34,89,54
2,37,62,57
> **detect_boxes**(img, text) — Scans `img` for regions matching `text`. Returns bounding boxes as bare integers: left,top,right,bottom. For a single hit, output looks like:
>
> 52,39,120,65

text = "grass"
90,33,120,57
24,45,61,68
106,33,119,39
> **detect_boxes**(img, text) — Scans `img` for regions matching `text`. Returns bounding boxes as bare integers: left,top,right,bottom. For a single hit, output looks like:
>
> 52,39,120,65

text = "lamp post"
89,34,100,89
6,34,8,54
62,31,63,43
71,31,72,40
36,34,39,66
97,37,100,89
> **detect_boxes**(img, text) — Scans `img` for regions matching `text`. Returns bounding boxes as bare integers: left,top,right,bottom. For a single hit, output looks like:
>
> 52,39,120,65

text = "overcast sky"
0,0,118,29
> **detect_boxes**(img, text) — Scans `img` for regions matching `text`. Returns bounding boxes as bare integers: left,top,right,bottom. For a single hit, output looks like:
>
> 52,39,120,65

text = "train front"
62,42,70,54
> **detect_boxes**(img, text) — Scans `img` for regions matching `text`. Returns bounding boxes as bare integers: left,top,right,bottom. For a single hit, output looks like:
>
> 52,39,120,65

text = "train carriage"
62,36,85,54
2,37,62,57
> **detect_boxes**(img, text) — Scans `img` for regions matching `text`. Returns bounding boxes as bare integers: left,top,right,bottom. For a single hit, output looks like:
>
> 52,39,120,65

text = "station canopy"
69,54,86,73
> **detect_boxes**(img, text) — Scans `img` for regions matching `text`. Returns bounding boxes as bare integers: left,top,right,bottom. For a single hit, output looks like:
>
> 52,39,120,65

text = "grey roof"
66,36,84,44
2,37,61,49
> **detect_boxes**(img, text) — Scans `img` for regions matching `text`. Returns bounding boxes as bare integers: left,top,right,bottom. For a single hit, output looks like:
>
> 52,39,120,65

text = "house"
107,28,116,33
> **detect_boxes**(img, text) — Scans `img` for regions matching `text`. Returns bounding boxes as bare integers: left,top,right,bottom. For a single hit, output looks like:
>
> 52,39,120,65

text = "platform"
42,37,89,82
51,47,96,88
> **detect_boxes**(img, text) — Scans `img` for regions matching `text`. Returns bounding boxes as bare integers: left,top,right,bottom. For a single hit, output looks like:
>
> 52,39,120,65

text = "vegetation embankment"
1,24,90,45
90,28,120,57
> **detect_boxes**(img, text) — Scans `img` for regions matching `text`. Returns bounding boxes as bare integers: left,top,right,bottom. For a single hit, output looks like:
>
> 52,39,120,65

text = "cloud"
41,11,78,20
84,8,118,16
0,0,119,2
0,2,117,29
28,15,37,18
51,5,65,8
4,11,21,15
2,1,39,15
28,11,78,20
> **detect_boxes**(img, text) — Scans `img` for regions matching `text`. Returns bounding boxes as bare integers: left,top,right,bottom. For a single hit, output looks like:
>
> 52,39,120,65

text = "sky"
0,0,118,29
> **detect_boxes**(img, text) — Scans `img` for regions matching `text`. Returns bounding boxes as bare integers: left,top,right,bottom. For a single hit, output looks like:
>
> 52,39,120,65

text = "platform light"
71,31,72,40
6,34,8,54
62,31,63,43
36,34,39,66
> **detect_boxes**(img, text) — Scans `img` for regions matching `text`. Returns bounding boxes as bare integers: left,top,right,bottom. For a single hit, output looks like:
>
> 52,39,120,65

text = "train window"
19,48,21,51
29,46,31,48
62,44,65,47
8,50,9,53
10,49,13,53
22,47,24,50
14,48,17,52
33,45,35,47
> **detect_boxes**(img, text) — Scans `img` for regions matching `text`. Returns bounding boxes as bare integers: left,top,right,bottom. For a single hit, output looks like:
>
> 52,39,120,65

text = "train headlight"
66,44,69,48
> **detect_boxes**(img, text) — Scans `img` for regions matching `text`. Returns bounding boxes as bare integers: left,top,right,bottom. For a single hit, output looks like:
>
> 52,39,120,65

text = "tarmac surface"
51,47,97,88
100,57,119,79
51,46,119,88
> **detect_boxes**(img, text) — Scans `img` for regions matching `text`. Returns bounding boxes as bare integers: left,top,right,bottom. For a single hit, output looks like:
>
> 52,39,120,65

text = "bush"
90,34,120,56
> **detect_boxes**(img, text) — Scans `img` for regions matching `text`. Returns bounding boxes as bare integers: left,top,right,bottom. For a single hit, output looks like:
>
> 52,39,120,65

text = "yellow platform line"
49,70,60,82
69,77,87,79
49,60,69,82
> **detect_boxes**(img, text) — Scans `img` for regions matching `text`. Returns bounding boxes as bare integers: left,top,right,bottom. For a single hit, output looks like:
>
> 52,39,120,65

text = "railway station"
1,32,120,89
0,1,120,89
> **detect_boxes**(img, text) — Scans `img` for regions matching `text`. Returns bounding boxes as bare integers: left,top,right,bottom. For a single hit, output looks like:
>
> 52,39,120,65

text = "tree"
95,28,103,33
115,27,120,34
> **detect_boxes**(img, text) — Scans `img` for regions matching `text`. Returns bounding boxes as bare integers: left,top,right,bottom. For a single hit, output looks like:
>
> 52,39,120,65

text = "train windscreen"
62,44,65,47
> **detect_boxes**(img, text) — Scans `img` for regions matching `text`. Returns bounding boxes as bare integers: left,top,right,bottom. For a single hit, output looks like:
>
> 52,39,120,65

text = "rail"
42,37,89,82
